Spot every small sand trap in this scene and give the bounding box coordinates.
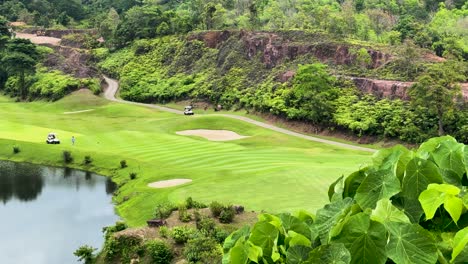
[148,179,192,188]
[64,109,95,114]
[176,129,249,141]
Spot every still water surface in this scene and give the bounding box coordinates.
[0,161,119,263]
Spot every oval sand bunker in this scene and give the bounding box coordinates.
[176,129,249,141]
[148,179,192,188]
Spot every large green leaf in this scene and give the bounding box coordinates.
[279,213,313,240]
[259,213,283,230]
[286,245,311,264]
[440,169,463,186]
[343,168,368,198]
[312,197,354,244]
[452,226,468,262]
[224,225,250,252]
[370,199,410,227]
[431,140,465,178]
[287,231,311,247]
[396,148,415,182]
[355,168,401,209]
[247,242,263,263]
[228,244,248,264]
[295,210,315,226]
[463,146,468,176]
[372,145,411,179]
[386,222,437,264]
[419,184,464,223]
[418,136,457,155]
[248,221,279,260]
[334,213,387,264]
[402,158,443,222]
[306,243,351,264]
[328,176,344,202]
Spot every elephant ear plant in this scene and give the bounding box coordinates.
[223,136,468,264]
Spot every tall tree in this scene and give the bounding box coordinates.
[1,38,39,99]
[408,61,465,135]
[286,63,340,125]
[1,52,36,99]
[0,17,10,48]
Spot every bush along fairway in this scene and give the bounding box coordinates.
[0,91,371,226]
[94,198,256,263]
[224,136,468,264]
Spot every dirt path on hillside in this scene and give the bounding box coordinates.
[103,76,376,153]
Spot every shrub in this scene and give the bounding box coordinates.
[29,70,81,100]
[196,216,216,235]
[120,160,127,168]
[145,240,173,264]
[129,172,137,180]
[74,245,96,264]
[178,204,192,222]
[104,234,144,262]
[12,146,20,154]
[209,201,223,217]
[159,226,169,238]
[186,197,208,209]
[214,228,230,243]
[103,221,127,240]
[155,202,176,219]
[81,78,101,95]
[186,197,194,209]
[170,226,195,244]
[83,155,92,165]
[193,210,202,222]
[183,233,222,263]
[219,206,236,224]
[63,150,73,163]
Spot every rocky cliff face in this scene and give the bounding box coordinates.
[43,44,97,78]
[351,78,468,101]
[188,31,467,101]
[189,30,391,69]
[351,78,413,100]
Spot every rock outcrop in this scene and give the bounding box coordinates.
[189,30,391,69]
[351,77,468,101]
[43,44,98,78]
[351,78,413,100]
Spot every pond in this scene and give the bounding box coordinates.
[0,160,119,263]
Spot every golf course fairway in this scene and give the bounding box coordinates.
[0,90,372,226]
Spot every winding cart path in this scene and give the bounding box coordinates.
[103,76,377,153]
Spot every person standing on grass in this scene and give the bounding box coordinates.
[72,136,75,145]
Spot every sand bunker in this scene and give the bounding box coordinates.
[63,109,95,114]
[176,129,249,141]
[148,179,192,188]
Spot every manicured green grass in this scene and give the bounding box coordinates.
[163,101,382,150]
[0,91,371,226]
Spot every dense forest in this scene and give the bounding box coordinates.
[1,0,467,58]
[0,0,467,144]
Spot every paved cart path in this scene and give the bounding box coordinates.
[103,76,377,153]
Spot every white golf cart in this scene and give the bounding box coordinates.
[184,105,194,115]
[46,133,60,144]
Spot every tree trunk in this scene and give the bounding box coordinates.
[19,71,26,100]
[437,110,444,136]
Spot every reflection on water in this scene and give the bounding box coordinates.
[0,160,119,264]
[0,162,44,203]
[0,162,118,204]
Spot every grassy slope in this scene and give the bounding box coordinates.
[0,91,371,226]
